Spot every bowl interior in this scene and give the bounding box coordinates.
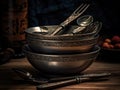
[25,25,97,40]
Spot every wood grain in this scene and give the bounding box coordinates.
[0,58,120,90]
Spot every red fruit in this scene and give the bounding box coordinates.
[104,38,111,43]
[102,42,110,48]
[109,44,114,49]
[111,35,120,43]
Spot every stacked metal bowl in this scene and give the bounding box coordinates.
[23,25,100,75]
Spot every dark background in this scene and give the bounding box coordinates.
[0,0,119,49]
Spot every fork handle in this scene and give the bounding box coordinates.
[50,25,64,35]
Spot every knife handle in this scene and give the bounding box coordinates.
[49,72,111,82]
[37,77,89,90]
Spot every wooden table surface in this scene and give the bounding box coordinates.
[0,58,120,90]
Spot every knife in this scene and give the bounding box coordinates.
[37,76,109,90]
[12,68,111,84]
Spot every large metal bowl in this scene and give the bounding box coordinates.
[25,25,97,41]
[23,45,100,75]
[26,35,99,54]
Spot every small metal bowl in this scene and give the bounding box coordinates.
[23,45,100,75]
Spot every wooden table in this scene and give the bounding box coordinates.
[0,58,120,90]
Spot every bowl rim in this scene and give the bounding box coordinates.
[23,45,100,57]
[27,35,99,42]
[25,25,96,38]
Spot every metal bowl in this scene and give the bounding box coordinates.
[25,25,97,41]
[23,45,100,75]
[26,34,99,54]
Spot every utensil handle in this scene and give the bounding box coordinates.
[37,78,89,90]
[50,25,63,35]
[49,72,111,82]
[50,4,90,36]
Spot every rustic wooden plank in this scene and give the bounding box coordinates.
[0,58,120,90]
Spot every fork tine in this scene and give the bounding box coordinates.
[50,3,90,35]
[73,4,85,13]
[74,4,90,15]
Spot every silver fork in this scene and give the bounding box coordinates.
[50,3,90,35]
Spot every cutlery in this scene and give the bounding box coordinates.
[12,68,48,84]
[12,68,111,84]
[72,15,93,34]
[37,76,110,90]
[50,3,90,35]
[83,21,102,34]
